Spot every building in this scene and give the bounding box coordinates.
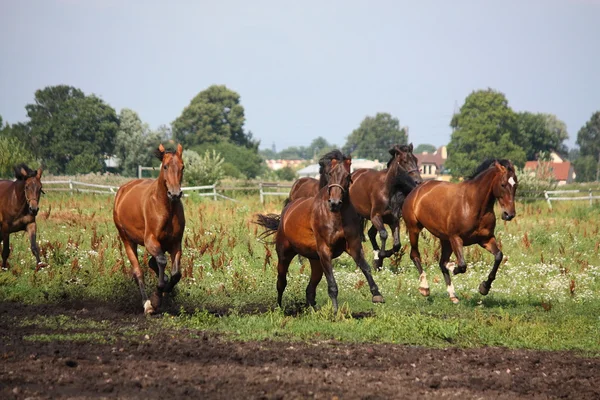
[415,146,448,180]
[524,152,576,185]
[265,159,305,171]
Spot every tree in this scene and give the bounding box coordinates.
[575,111,600,181]
[172,85,258,149]
[114,109,162,176]
[516,112,569,160]
[446,89,526,178]
[307,137,336,160]
[192,141,265,179]
[275,166,297,181]
[344,113,408,160]
[24,85,119,174]
[414,143,437,153]
[0,136,38,178]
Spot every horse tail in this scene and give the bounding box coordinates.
[283,197,291,207]
[255,213,281,239]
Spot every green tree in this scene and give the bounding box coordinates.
[183,149,225,186]
[192,141,265,179]
[307,137,336,160]
[275,166,297,181]
[114,109,161,177]
[446,88,526,178]
[24,85,119,174]
[575,111,600,182]
[172,85,258,149]
[414,143,437,153]
[344,113,408,160]
[516,112,569,160]
[0,136,38,178]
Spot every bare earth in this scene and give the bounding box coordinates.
[1,302,598,400]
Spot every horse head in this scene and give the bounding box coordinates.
[492,160,518,221]
[388,143,423,185]
[327,157,352,212]
[318,149,346,189]
[156,143,184,202]
[15,164,43,216]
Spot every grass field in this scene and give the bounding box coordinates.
[1,191,599,354]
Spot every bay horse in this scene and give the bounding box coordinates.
[349,144,423,269]
[256,157,383,314]
[0,164,45,270]
[113,144,185,314]
[285,149,346,204]
[402,159,518,303]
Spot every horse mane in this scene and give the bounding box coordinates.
[466,159,514,180]
[14,164,36,180]
[318,149,347,188]
[386,144,412,169]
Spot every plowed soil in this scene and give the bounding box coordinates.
[1,301,598,399]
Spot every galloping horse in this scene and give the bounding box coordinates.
[285,149,347,203]
[402,159,518,303]
[113,144,185,314]
[256,157,383,314]
[349,144,423,269]
[0,164,45,270]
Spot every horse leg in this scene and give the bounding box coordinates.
[317,248,339,314]
[346,238,384,303]
[439,240,459,303]
[164,243,182,293]
[26,222,45,269]
[478,236,503,295]
[306,259,323,309]
[381,220,401,258]
[448,237,467,275]
[1,229,10,269]
[120,237,152,314]
[370,215,387,270]
[145,237,168,312]
[407,226,429,296]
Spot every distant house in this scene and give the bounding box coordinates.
[524,152,576,185]
[265,159,305,171]
[296,164,320,178]
[296,158,384,179]
[415,146,448,180]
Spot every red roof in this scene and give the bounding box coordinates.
[524,161,573,181]
[416,152,444,167]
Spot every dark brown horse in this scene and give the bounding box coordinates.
[0,164,45,270]
[256,157,383,314]
[113,144,185,314]
[402,159,518,303]
[285,149,347,204]
[349,144,423,269]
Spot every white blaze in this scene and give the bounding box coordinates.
[508,176,516,187]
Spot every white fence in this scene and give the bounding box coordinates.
[259,182,293,203]
[544,189,600,209]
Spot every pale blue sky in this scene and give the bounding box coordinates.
[1,0,599,151]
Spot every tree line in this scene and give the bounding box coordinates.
[1,85,599,182]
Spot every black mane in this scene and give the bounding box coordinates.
[386,144,412,168]
[318,149,346,188]
[466,159,513,180]
[14,164,36,180]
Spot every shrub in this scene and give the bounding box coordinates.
[0,136,38,178]
[516,161,557,199]
[183,149,224,186]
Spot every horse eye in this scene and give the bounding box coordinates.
[163,165,168,170]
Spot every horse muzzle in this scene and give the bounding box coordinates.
[328,199,343,212]
[501,211,515,221]
[29,206,39,216]
[167,190,183,202]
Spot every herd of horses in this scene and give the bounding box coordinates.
[0,143,518,314]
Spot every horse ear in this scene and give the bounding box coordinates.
[331,159,339,168]
[158,144,165,153]
[176,143,183,157]
[388,147,397,156]
[36,167,43,179]
[20,167,28,178]
[494,160,506,173]
[408,143,413,152]
[344,158,352,172]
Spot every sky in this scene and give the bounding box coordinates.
[1,0,599,152]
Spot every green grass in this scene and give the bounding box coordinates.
[2,192,600,353]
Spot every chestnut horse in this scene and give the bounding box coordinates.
[0,164,45,270]
[349,144,423,269]
[402,159,518,303]
[256,157,383,314]
[285,149,347,204]
[113,144,185,314]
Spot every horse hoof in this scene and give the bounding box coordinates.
[143,300,155,315]
[373,259,383,271]
[479,282,490,296]
[418,287,430,297]
[150,292,162,309]
[450,297,460,304]
[372,295,385,303]
[453,266,467,275]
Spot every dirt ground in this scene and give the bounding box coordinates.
[1,302,599,400]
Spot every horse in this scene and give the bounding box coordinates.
[285,149,347,204]
[113,144,185,314]
[401,159,518,303]
[256,156,383,314]
[0,164,45,270]
[349,144,423,269]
